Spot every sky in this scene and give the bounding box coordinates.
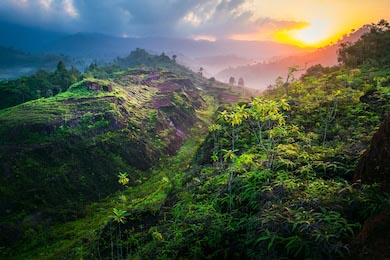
[0,0,389,47]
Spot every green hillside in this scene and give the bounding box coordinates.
[1,21,390,259]
[0,52,251,257]
[0,61,81,109]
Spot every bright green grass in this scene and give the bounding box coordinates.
[7,101,215,260]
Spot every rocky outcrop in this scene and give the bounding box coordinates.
[354,115,390,191]
[348,209,390,259]
[85,81,113,92]
[349,116,390,259]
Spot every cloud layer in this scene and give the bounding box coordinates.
[0,0,306,39]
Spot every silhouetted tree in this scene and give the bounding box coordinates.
[56,60,66,72]
[338,19,390,67]
[238,77,244,87]
[229,76,235,85]
[198,67,204,77]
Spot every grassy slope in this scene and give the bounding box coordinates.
[82,66,389,260]
[1,59,389,259]
[0,62,252,257]
[7,89,218,259]
[0,77,158,219]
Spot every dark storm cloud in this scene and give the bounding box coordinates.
[0,0,80,31]
[0,0,305,38]
[73,0,202,36]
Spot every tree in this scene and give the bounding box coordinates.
[219,104,248,210]
[229,76,236,85]
[338,19,390,67]
[238,77,245,87]
[209,124,222,168]
[109,208,130,260]
[283,64,309,97]
[322,94,338,146]
[117,172,129,186]
[198,67,204,77]
[247,98,290,168]
[56,60,66,72]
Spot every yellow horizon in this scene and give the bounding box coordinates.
[242,0,390,48]
[273,21,347,48]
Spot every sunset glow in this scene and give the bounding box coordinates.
[0,0,389,47]
[0,0,390,257]
[275,20,335,47]
[252,0,390,47]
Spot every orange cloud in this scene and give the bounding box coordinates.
[230,20,309,41]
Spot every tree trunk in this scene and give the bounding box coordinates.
[110,223,114,260]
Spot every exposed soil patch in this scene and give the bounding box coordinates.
[62,96,118,104]
[152,96,174,109]
[156,81,181,94]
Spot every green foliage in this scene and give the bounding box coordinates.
[0,62,81,109]
[117,172,130,186]
[114,48,175,69]
[338,19,390,67]
[0,51,250,259]
[2,40,390,260]
[110,208,130,224]
[110,34,390,259]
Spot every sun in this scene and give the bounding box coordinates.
[275,20,335,48]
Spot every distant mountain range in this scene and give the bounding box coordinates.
[0,46,72,79]
[0,20,66,52]
[46,33,309,62]
[216,26,371,89]
[0,20,312,79]
[0,20,370,84]
[0,20,307,59]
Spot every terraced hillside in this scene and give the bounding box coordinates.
[0,63,251,252]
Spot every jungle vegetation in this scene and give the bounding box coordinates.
[0,20,389,259]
